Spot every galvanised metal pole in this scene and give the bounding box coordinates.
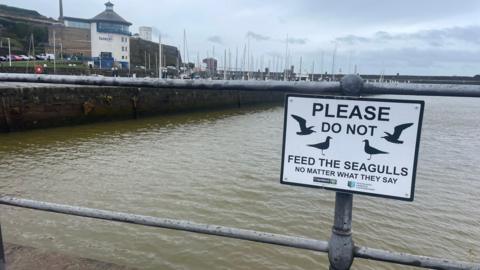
[0,196,479,269]
[7,38,11,68]
[0,196,329,253]
[328,192,354,270]
[327,74,358,270]
[2,73,480,97]
[0,224,6,270]
[0,73,341,93]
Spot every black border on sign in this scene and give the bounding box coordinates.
[280,94,425,201]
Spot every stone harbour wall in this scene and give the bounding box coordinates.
[0,84,284,132]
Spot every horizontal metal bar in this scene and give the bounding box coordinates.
[1,196,479,269]
[0,196,328,252]
[355,246,480,270]
[0,73,340,93]
[1,73,480,97]
[363,82,480,97]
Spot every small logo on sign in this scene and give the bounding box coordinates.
[313,177,337,185]
[348,181,356,188]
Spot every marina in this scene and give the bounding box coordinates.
[1,0,480,269]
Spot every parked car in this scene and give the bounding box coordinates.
[36,54,47,60]
[28,55,35,60]
[7,55,22,61]
[45,53,55,60]
[0,56,6,61]
[19,55,30,61]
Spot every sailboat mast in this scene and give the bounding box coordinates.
[321,51,324,80]
[331,43,337,81]
[247,35,250,80]
[242,44,246,80]
[284,34,288,81]
[158,34,162,78]
[228,48,231,80]
[299,56,302,81]
[197,51,200,74]
[311,61,315,81]
[235,46,238,80]
[183,29,186,74]
[224,49,227,80]
[53,29,56,74]
[260,55,264,80]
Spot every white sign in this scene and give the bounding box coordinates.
[99,35,113,41]
[281,95,424,201]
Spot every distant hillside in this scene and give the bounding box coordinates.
[0,4,54,54]
[0,4,48,19]
[130,37,183,70]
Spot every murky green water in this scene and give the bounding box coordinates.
[0,97,479,269]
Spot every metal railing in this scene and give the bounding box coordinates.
[1,73,480,270]
[0,196,478,270]
[0,73,480,97]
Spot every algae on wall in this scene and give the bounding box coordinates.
[0,85,283,132]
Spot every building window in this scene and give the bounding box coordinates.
[65,20,90,29]
[125,46,127,51]
[122,56,124,60]
[97,22,130,35]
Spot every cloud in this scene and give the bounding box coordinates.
[150,27,170,39]
[246,31,270,41]
[207,35,223,44]
[335,25,480,48]
[288,37,308,45]
[335,35,369,45]
[332,47,480,75]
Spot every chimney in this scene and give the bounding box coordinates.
[59,0,63,20]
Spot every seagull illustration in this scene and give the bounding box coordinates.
[291,114,315,135]
[363,139,388,160]
[308,136,332,155]
[382,123,414,144]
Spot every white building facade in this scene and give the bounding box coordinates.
[139,26,152,41]
[90,2,132,68]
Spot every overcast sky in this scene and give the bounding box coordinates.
[3,0,480,76]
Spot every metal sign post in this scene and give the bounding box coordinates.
[280,82,425,268]
[329,192,354,270]
[0,224,5,270]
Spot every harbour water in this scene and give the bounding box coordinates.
[0,96,479,269]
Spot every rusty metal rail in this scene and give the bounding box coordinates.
[1,73,480,97]
[0,196,478,270]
